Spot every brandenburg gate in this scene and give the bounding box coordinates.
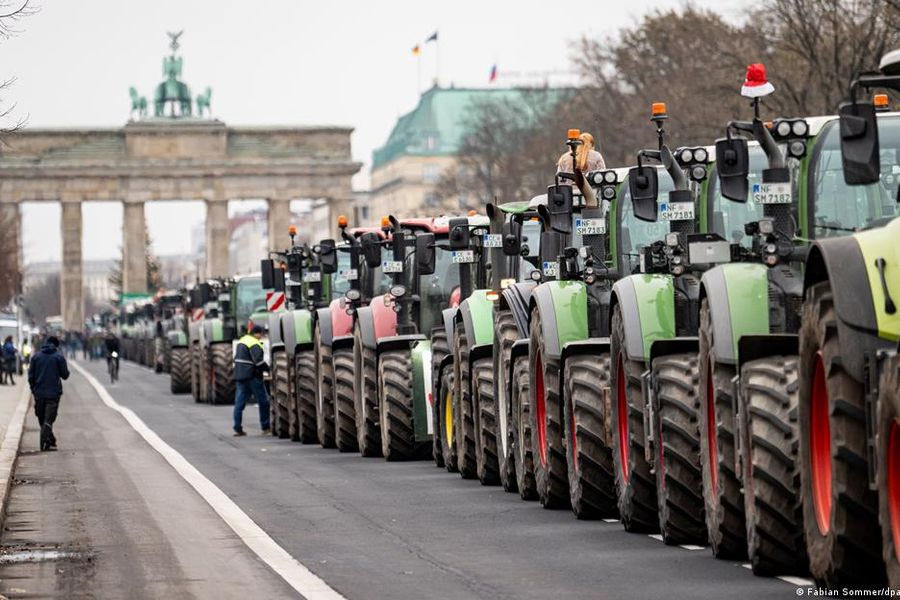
[0,33,360,329]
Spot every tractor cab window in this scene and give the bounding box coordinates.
[418,238,460,334]
[811,116,900,236]
[617,171,674,274]
[235,276,266,326]
[708,146,767,247]
[331,249,352,299]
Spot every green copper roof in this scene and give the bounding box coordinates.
[372,86,569,170]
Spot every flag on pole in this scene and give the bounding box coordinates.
[489,64,497,83]
[412,44,421,56]
[426,31,438,43]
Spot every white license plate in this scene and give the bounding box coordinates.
[575,218,606,235]
[482,234,503,248]
[542,261,558,277]
[452,250,476,263]
[341,269,358,281]
[303,271,321,283]
[752,182,792,204]
[659,202,695,221]
[382,261,403,273]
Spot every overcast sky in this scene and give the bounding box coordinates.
[4,0,745,263]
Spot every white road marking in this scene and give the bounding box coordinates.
[602,518,619,523]
[679,545,705,551]
[778,576,814,586]
[648,534,664,542]
[71,361,346,600]
[741,563,752,570]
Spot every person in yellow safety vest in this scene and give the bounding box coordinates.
[232,325,271,436]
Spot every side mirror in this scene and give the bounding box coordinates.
[273,267,286,292]
[449,218,470,250]
[319,239,338,274]
[715,137,750,202]
[199,282,212,304]
[360,232,381,269]
[544,185,573,233]
[415,233,436,275]
[189,288,201,307]
[839,101,880,185]
[502,219,521,256]
[260,259,276,289]
[627,166,659,222]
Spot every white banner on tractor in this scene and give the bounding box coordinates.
[266,291,285,312]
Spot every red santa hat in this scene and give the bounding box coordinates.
[741,63,775,98]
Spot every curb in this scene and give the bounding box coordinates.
[0,384,31,529]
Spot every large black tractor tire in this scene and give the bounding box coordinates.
[473,357,500,485]
[610,305,659,532]
[315,325,336,449]
[651,353,705,545]
[431,327,449,468]
[169,347,191,394]
[211,344,234,406]
[493,309,518,493]
[512,354,537,500]
[799,282,884,587]
[294,350,318,444]
[333,346,358,452]
[740,356,807,576]
[379,349,427,461]
[877,353,900,589]
[698,299,746,558]
[353,323,382,457]
[438,367,458,472]
[529,310,569,509]
[564,354,617,520]
[273,350,292,440]
[453,322,477,479]
[190,344,202,403]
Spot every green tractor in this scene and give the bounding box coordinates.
[164,291,192,394]
[795,56,900,587]
[262,228,337,442]
[189,276,267,405]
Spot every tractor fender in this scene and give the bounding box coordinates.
[737,335,798,373]
[376,334,427,354]
[316,306,333,348]
[610,275,675,363]
[410,340,434,438]
[648,337,698,365]
[369,296,398,343]
[500,280,537,337]
[803,221,900,381]
[356,306,377,351]
[506,338,530,408]
[459,290,495,349]
[436,352,455,391]
[281,309,314,355]
[528,281,590,362]
[699,263,770,365]
[269,312,285,351]
[332,335,353,352]
[330,297,355,339]
[188,321,201,344]
[441,307,458,343]
[167,330,188,348]
[559,338,611,404]
[203,318,225,345]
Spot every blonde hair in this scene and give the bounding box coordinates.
[576,132,595,172]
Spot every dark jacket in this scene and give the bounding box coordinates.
[28,343,70,398]
[233,334,268,381]
[2,341,15,366]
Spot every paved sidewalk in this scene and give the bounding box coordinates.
[0,375,31,529]
[0,378,26,444]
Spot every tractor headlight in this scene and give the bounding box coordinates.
[530,270,542,282]
[672,264,685,276]
[691,165,707,181]
[602,186,616,200]
[345,289,361,301]
[671,255,683,265]
[665,232,679,247]
[680,149,694,163]
[776,121,792,137]
[584,274,596,285]
[390,285,406,298]
[789,140,806,158]
[604,170,617,184]
[792,120,809,137]
[758,219,774,235]
[693,148,708,163]
[765,254,779,267]
[765,243,777,254]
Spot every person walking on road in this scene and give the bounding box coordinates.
[1,336,16,385]
[233,325,270,436]
[27,336,69,451]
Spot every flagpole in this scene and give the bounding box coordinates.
[436,38,441,87]
[417,52,421,94]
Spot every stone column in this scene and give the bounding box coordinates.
[122,201,148,294]
[205,199,229,279]
[60,200,83,330]
[267,197,292,251]
[0,203,21,300]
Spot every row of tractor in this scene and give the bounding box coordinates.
[132,57,899,589]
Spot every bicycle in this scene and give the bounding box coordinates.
[108,351,119,384]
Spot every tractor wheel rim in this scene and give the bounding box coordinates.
[616,355,629,483]
[889,420,900,561]
[706,359,718,496]
[444,388,453,448]
[499,367,509,456]
[535,350,548,468]
[810,352,833,536]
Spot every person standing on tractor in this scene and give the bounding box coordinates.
[556,132,606,179]
[232,325,271,437]
[28,335,69,452]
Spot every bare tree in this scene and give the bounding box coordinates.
[0,1,36,139]
[23,271,60,325]
[108,225,162,298]
[0,207,20,306]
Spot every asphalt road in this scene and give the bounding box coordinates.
[0,358,807,599]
